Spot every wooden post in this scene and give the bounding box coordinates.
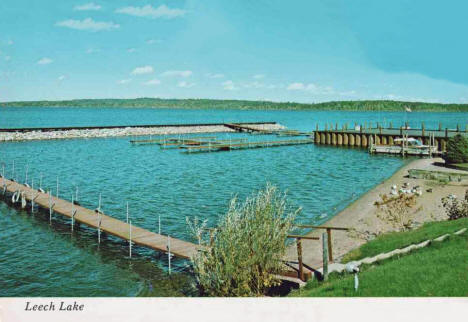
[327,228,333,262]
[48,191,53,224]
[126,201,129,223]
[129,220,132,258]
[439,123,442,131]
[209,230,214,247]
[389,121,393,129]
[445,128,448,138]
[296,237,304,281]
[167,235,172,275]
[71,195,75,232]
[98,213,102,244]
[322,233,329,281]
[31,179,34,213]
[422,122,425,137]
[456,124,460,132]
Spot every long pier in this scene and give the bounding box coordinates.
[0,176,201,259]
[313,123,468,152]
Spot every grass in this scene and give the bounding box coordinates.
[341,217,468,263]
[290,232,468,296]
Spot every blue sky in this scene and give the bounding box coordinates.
[1,0,468,103]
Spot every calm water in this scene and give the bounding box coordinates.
[0,107,466,296]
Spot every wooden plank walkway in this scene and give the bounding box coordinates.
[181,138,315,153]
[0,177,202,259]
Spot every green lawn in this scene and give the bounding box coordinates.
[342,217,468,263]
[290,218,468,297]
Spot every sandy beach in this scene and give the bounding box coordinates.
[286,157,468,268]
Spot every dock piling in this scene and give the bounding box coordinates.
[98,212,102,244]
[129,220,132,258]
[167,235,172,275]
[296,237,304,281]
[71,194,75,232]
[126,201,129,223]
[322,233,329,281]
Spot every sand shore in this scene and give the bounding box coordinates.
[0,123,285,142]
[286,157,468,268]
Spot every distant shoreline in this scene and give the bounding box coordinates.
[2,98,468,112]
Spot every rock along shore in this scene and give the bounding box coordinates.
[0,123,285,142]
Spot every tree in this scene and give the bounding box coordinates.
[187,184,299,296]
[443,134,468,164]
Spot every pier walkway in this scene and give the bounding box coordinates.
[0,177,201,259]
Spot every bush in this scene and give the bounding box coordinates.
[443,134,468,164]
[187,184,299,296]
[441,190,468,220]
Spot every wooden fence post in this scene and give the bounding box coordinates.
[322,233,329,281]
[296,237,304,281]
[327,228,333,262]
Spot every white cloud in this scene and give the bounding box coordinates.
[286,82,334,94]
[143,79,161,86]
[74,3,101,11]
[116,5,186,19]
[127,48,136,53]
[253,74,265,79]
[146,39,162,44]
[206,73,224,79]
[86,48,101,54]
[287,82,305,90]
[37,57,53,65]
[131,66,154,75]
[58,75,66,81]
[118,79,132,84]
[55,18,119,32]
[161,70,192,77]
[222,80,237,91]
[178,81,195,88]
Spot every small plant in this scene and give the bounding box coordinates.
[441,190,468,220]
[443,134,468,164]
[187,184,300,297]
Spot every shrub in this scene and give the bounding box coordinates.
[441,190,468,220]
[443,134,468,164]
[187,184,299,297]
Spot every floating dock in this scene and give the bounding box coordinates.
[181,138,315,153]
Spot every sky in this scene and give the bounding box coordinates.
[1,0,468,103]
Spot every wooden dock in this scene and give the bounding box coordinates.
[0,176,201,259]
[0,175,335,286]
[181,138,315,153]
[314,122,468,152]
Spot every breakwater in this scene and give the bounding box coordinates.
[0,122,284,142]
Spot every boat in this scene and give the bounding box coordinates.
[369,136,438,156]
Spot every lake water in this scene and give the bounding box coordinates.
[0,107,466,296]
